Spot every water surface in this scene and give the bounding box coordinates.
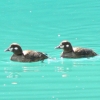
[0,0,100,100]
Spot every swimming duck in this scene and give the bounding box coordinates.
[5,43,48,62]
[55,40,97,58]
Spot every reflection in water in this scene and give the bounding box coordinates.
[49,58,73,78]
[4,66,22,79]
[55,64,71,78]
[4,62,47,79]
[4,57,98,80]
[22,66,40,72]
[6,72,21,78]
[11,82,18,85]
[53,57,99,78]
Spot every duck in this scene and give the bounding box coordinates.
[55,40,97,58]
[4,43,48,62]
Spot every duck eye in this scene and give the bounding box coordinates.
[14,47,18,50]
[66,45,69,47]
[60,45,64,48]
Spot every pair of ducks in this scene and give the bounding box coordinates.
[5,40,97,62]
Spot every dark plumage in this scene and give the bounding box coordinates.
[5,43,48,62]
[55,40,97,58]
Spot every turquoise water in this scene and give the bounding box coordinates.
[0,0,100,100]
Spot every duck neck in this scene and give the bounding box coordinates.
[63,47,73,53]
[13,48,23,55]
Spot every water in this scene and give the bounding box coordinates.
[0,0,100,100]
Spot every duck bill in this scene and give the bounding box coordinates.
[55,45,61,49]
[4,48,10,52]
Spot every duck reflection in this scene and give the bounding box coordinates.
[4,62,46,79]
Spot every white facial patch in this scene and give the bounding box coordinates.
[66,45,69,47]
[9,47,13,51]
[60,45,64,48]
[14,47,18,50]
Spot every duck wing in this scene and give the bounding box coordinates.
[23,50,48,62]
[73,47,97,57]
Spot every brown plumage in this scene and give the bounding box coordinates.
[55,40,97,58]
[5,43,48,62]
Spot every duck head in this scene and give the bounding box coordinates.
[5,43,23,55]
[55,40,73,52]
